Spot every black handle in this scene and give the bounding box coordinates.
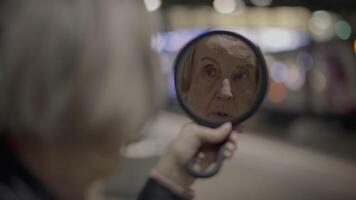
[186,144,226,178]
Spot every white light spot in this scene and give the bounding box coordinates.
[308,10,335,42]
[144,0,162,12]
[213,0,237,14]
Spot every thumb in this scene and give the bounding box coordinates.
[196,122,232,144]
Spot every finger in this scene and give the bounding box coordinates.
[224,150,233,159]
[195,122,232,144]
[224,140,238,159]
[225,142,236,152]
[229,131,238,144]
[224,145,237,158]
[196,151,217,170]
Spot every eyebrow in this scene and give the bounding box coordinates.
[201,57,219,65]
[235,64,255,74]
[201,57,256,73]
[236,63,255,69]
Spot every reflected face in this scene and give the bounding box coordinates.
[185,35,258,121]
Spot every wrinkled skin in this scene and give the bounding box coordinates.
[185,35,258,121]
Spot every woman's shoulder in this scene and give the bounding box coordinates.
[0,138,55,200]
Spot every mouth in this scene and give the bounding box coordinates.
[207,112,232,120]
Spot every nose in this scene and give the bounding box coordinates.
[218,78,233,100]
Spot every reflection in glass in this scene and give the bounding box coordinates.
[178,34,259,121]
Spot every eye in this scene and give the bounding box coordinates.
[206,68,217,77]
[233,71,250,81]
[202,65,220,79]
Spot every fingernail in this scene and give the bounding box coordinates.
[226,142,235,151]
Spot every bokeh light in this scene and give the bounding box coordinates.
[310,70,327,93]
[354,39,356,54]
[144,0,162,12]
[308,10,335,42]
[259,28,307,53]
[297,51,314,71]
[271,61,288,83]
[233,0,246,14]
[285,67,305,91]
[213,0,237,14]
[268,82,287,103]
[335,20,352,40]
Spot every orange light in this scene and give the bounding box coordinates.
[268,81,286,103]
[354,39,356,54]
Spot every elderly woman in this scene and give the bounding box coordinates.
[0,0,238,200]
[178,34,258,121]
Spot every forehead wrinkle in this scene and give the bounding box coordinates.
[198,35,256,66]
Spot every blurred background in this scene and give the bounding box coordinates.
[104,0,356,200]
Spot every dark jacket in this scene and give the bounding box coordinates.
[0,138,187,200]
[138,178,188,200]
[0,138,55,200]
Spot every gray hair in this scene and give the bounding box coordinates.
[0,0,165,142]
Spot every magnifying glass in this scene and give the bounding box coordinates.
[173,30,268,178]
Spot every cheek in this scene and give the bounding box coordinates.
[186,79,219,112]
[232,86,255,106]
[190,75,216,96]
